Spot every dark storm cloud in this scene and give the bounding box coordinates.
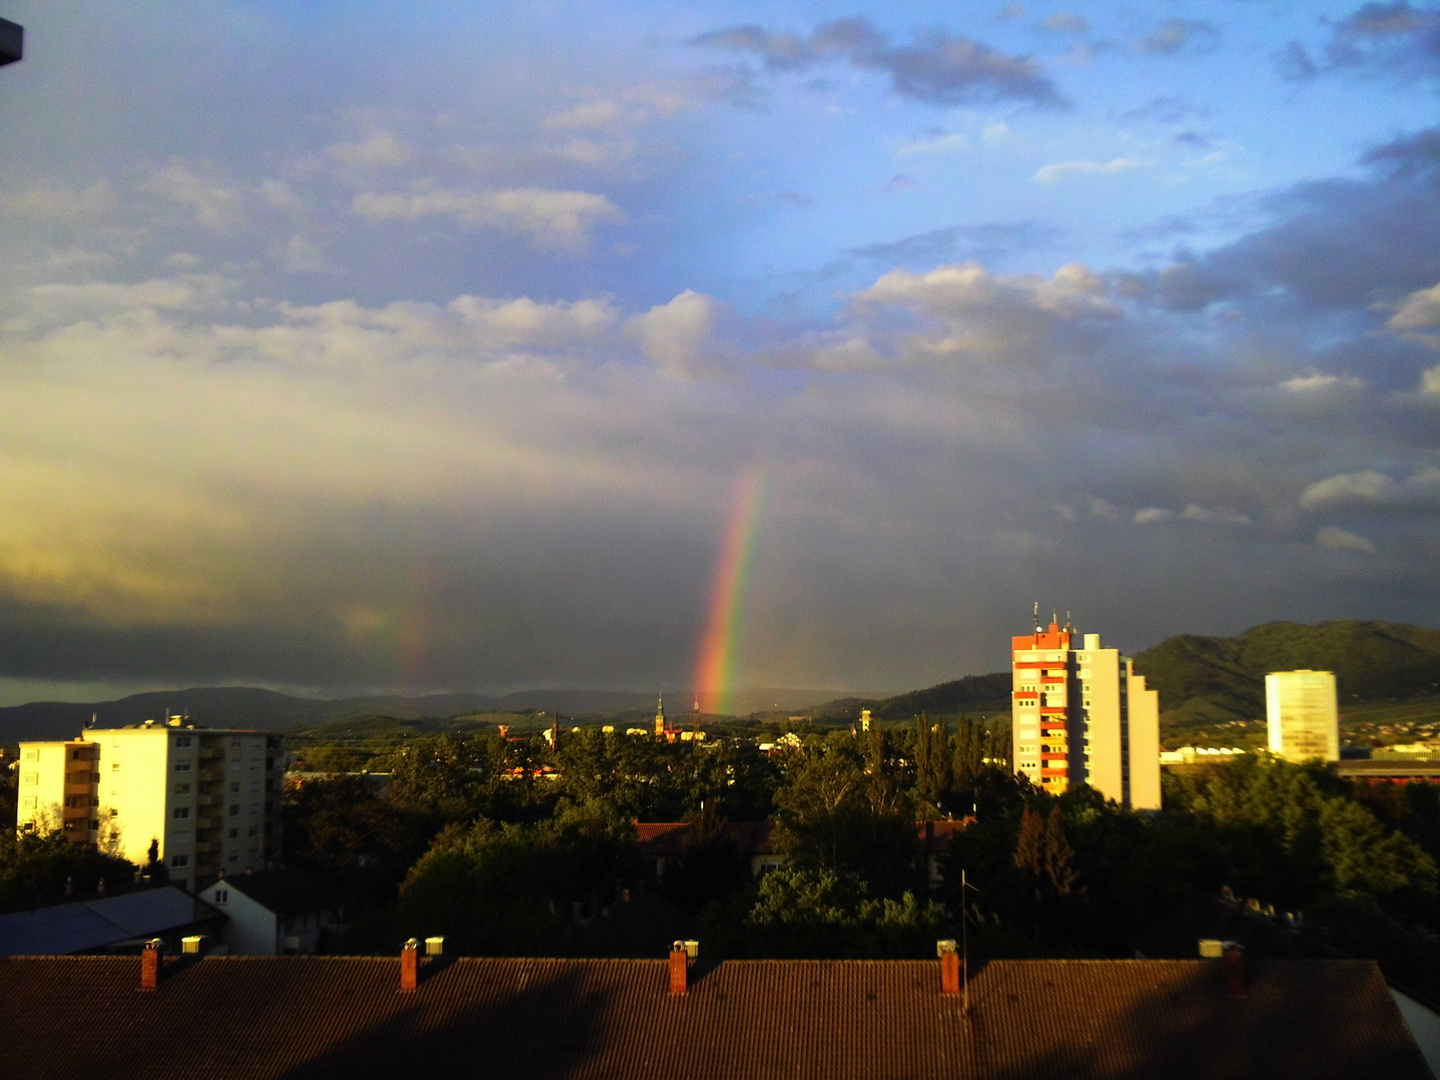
[1151,127,1440,316]
[690,16,1070,108]
[1279,2,1440,81]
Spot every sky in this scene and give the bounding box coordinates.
[0,1,1439,706]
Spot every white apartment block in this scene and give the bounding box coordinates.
[16,718,285,892]
[1011,619,1161,810]
[1266,669,1339,763]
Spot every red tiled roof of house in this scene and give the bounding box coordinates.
[0,955,1424,1079]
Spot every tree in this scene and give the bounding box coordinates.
[772,734,919,898]
[0,831,134,908]
[700,865,948,959]
[659,805,751,912]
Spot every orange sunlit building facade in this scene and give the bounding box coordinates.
[1011,617,1161,810]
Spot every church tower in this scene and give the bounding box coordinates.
[654,693,666,737]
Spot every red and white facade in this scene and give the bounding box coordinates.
[1011,621,1161,810]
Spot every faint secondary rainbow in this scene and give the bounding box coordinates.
[694,468,765,716]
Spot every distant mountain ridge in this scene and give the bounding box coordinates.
[1133,620,1440,725]
[0,686,868,743]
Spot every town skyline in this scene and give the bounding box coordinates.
[1,2,1438,706]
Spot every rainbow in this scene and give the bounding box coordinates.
[694,468,765,716]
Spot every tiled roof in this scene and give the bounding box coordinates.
[0,887,222,956]
[0,955,1424,1079]
[635,821,775,856]
[217,867,345,918]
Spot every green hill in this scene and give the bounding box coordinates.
[1133,620,1440,728]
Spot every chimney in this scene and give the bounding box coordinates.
[669,941,688,996]
[425,936,444,957]
[1223,942,1245,998]
[937,939,962,996]
[400,938,420,992]
[182,935,206,956]
[139,939,162,991]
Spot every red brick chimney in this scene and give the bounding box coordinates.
[938,939,962,996]
[1223,942,1245,998]
[399,938,419,993]
[139,939,161,991]
[669,941,687,996]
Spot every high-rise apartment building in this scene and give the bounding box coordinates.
[16,718,285,893]
[1266,669,1339,762]
[1011,617,1161,810]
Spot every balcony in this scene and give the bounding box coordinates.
[198,747,223,760]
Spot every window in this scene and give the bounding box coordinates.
[174,736,192,748]
[169,854,189,868]
[247,826,259,838]
[249,781,260,793]
[215,888,229,904]
[23,749,37,761]
[229,805,240,816]
[175,762,191,772]
[22,772,36,786]
[112,762,121,771]
[228,827,239,838]
[174,784,191,795]
[21,796,36,809]
[173,807,190,819]
[231,738,242,749]
[71,750,86,761]
[230,782,240,794]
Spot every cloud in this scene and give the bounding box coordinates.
[855,261,1120,325]
[1116,96,1210,125]
[0,181,119,219]
[1133,505,1250,526]
[351,187,620,244]
[1150,125,1440,314]
[1277,372,1366,393]
[1037,13,1090,36]
[544,100,626,129]
[691,16,1069,108]
[327,131,414,168]
[850,221,1066,265]
[1140,19,1222,56]
[1300,468,1440,511]
[1279,2,1440,82]
[1388,280,1440,329]
[626,290,725,377]
[896,132,970,156]
[142,165,251,231]
[1316,526,1378,554]
[1034,158,1144,184]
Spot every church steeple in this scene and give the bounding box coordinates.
[654,692,666,736]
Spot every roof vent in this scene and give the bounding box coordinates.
[425,936,444,957]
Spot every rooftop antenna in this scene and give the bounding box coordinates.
[960,870,981,1015]
[1033,600,1041,633]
